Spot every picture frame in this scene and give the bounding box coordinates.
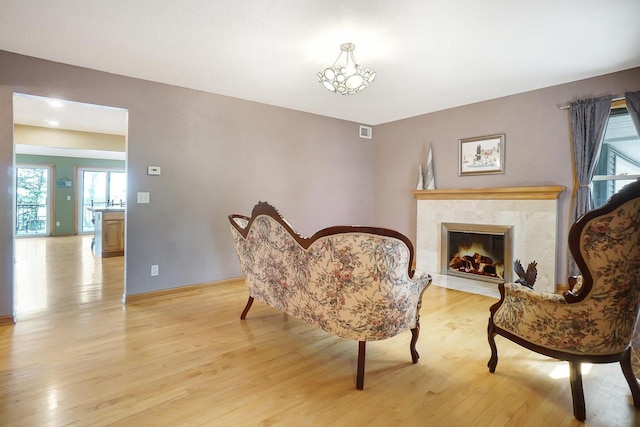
[458,133,505,176]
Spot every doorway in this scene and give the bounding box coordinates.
[13,93,128,318]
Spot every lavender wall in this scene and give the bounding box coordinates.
[1,50,637,321]
[0,51,374,319]
[372,67,640,283]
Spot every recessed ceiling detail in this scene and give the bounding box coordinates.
[13,93,128,136]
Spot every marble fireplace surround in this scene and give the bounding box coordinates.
[413,186,565,295]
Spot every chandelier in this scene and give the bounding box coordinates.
[317,43,376,95]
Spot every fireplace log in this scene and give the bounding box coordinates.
[449,255,502,279]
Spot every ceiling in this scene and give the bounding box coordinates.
[13,94,128,136]
[2,0,640,130]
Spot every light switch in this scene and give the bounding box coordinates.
[137,192,150,203]
[66,195,71,201]
[147,166,161,176]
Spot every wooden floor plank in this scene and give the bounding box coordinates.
[2,236,639,426]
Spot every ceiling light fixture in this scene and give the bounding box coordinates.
[318,43,376,95]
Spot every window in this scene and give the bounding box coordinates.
[592,107,640,207]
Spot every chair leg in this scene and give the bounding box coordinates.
[410,327,420,363]
[569,361,586,421]
[620,347,640,408]
[487,317,498,373]
[240,296,254,320]
[356,341,366,390]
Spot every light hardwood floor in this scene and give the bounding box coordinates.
[2,236,638,426]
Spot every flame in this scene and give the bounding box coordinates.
[455,242,490,258]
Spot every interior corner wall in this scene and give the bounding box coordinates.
[0,50,374,319]
[372,66,640,284]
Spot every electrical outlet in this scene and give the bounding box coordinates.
[151,265,159,276]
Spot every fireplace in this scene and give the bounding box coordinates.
[441,223,513,284]
[414,186,565,294]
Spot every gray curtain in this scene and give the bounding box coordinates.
[626,91,640,135]
[568,95,613,275]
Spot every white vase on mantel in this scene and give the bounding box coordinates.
[417,164,425,190]
[425,144,435,190]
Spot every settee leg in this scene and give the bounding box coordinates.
[620,347,640,408]
[357,341,366,390]
[410,327,420,363]
[487,317,498,373]
[240,296,254,320]
[569,361,586,421]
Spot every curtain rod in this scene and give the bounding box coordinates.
[558,96,625,110]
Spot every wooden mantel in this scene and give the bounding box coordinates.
[412,186,565,200]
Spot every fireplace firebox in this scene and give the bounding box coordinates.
[441,223,513,284]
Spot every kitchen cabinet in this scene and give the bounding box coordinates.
[91,208,125,257]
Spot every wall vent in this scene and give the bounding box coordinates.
[359,125,372,139]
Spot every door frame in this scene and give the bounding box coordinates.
[12,92,129,322]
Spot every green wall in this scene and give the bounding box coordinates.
[16,154,125,236]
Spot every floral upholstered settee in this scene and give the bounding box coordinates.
[229,202,432,389]
[488,179,640,421]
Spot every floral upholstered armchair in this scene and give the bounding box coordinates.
[229,202,432,389]
[487,180,640,421]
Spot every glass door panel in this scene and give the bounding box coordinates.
[78,169,126,234]
[16,165,50,236]
[109,172,126,206]
[80,170,107,233]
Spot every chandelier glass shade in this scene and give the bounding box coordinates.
[318,43,376,95]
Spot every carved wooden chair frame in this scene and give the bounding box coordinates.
[487,180,640,421]
[230,202,430,389]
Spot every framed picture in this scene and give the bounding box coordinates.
[459,133,505,176]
